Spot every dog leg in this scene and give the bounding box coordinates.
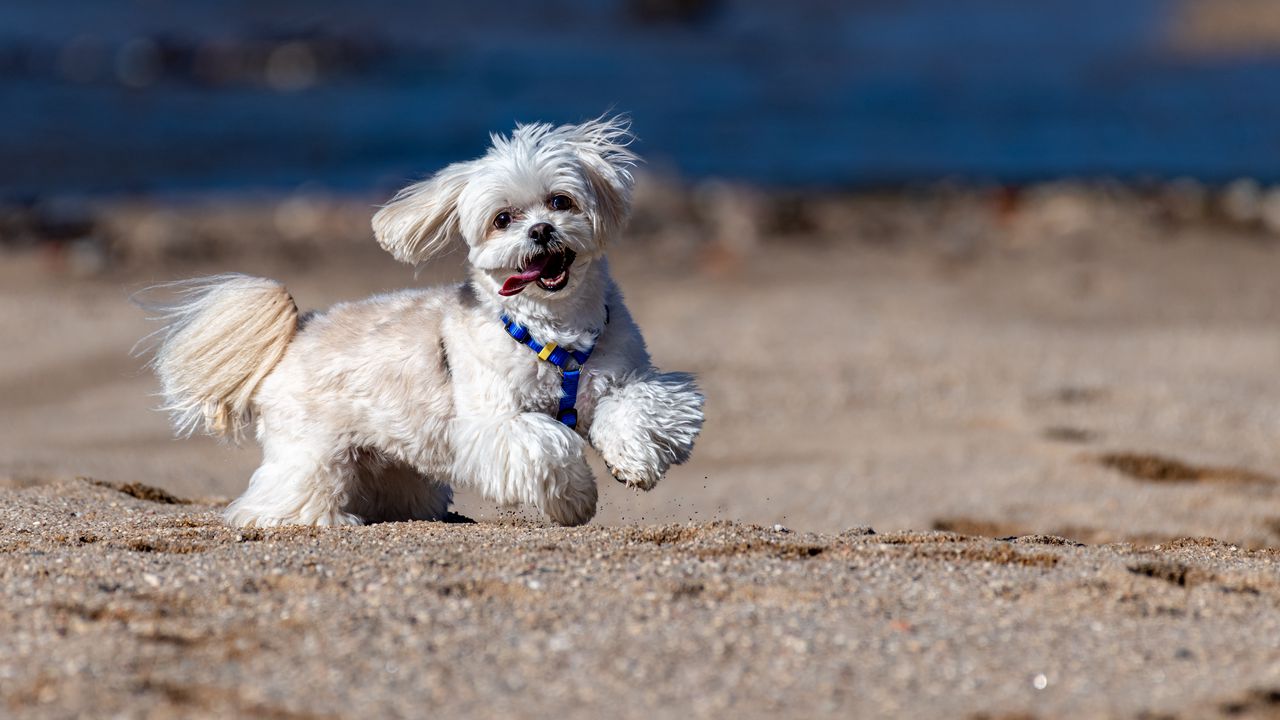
[225,443,362,528]
[590,371,704,490]
[450,412,597,526]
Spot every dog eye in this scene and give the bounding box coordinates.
[493,211,512,229]
[549,195,574,212]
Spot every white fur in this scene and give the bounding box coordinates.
[141,116,704,528]
[136,274,298,441]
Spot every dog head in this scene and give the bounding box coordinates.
[372,115,637,301]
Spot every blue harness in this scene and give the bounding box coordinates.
[501,314,602,428]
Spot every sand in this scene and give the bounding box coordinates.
[2,479,1279,719]
[3,185,1280,717]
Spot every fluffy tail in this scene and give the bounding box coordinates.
[135,274,298,441]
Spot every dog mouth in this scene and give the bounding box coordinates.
[498,247,576,296]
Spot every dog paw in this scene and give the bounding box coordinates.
[605,458,662,491]
[542,468,598,526]
[591,372,704,491]
[226,507,363,528]
[316,510,365,527]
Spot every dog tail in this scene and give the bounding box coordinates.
[134,274,299,441]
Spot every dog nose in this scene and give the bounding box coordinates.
[527,223,554,245]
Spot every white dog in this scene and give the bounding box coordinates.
[140,116,704,528]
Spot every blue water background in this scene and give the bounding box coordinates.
[2,0,1279,196]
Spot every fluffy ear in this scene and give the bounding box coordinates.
[569,115,638,241]
[372,160,474,265]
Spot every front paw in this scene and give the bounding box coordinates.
[489,413,597,525]
[605,456,663,491]
[593,372,705,491]
[541,459,598,526]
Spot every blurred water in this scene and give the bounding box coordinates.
[2,0,1279,197]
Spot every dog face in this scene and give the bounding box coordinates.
[373,116,636,301]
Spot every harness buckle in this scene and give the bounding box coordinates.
[501,313,602,429]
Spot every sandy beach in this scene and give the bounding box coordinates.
[1,477,1278,719]
[3,184,1280,717]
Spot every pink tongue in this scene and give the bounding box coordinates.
[498,255,551,297]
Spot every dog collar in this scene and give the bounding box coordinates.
[501,311,606,428]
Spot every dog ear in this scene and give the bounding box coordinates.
[372,160,474,265]
[569,115,638,242]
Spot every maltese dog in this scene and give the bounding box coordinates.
[139,116,704,527]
